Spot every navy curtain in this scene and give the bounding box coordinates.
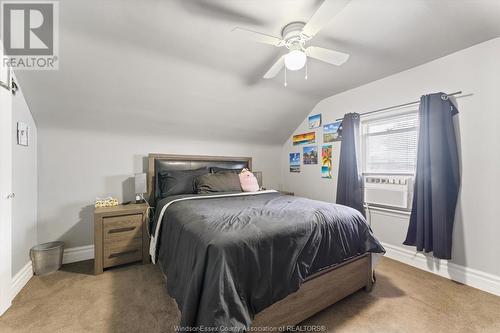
[336,113,364,216]
[403,92,460,259]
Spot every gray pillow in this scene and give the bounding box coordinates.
[210,167,243,174]
[195,173,242,194]
[158,167,209,198]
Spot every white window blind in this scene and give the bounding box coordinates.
[362,112,419,174]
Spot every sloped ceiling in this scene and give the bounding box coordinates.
[15,0,500,144]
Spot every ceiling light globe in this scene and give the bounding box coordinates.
[285,50,306,71]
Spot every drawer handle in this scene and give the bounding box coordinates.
[108,249,139,258]
[108,226,136,234]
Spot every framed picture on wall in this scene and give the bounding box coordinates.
[323,121,342,142]
[303,146,318,165]
[289,153,300,173]
[293,132,315,146]
[321,145,332,179]
[308,114,321,129]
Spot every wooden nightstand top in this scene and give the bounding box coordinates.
[94,203,148,217]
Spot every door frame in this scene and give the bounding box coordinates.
[0,61,13,315]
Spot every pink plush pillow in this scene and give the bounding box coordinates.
[239,169,260,192]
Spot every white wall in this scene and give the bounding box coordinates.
[11,83,38,276]
[281,38,500,281]
[37,128,282,248]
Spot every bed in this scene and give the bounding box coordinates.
[147,154,385,330]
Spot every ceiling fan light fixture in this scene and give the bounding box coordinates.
[232,0,352,80]
[284,50,306,71]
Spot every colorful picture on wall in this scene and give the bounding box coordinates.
[321,145,333,179]
[289,153,300,173]
[323,121,342,142]
[303,146,318,165]
[308,114,322,129]
[293,131,315,146]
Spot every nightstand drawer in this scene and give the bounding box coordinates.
[94,203,149,274]
[103,214,142,241]
[103,238,142,268]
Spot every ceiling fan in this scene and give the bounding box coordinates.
[232,0,351,85]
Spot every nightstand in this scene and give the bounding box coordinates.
[94,203,149,274]
[278,190,295,196]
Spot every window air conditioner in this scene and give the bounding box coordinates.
[364,176,413,209]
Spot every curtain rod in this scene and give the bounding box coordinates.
[335,91,463,121]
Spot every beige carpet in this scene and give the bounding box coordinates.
[0,257,499,333]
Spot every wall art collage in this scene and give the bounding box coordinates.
[289,113,342,178]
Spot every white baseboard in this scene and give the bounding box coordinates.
[62,245,94,264]
[8,246,94,303]
[11,261,33,301]
[381,242,500,297]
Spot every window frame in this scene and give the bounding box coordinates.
[360,109,419,177]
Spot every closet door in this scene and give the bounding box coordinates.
[0,67,13,315]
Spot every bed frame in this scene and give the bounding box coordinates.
[147,153,374,328]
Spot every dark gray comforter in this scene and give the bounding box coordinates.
[151,191,384,330]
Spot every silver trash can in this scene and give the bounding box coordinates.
[30,241,65,276]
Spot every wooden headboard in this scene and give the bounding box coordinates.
[147,154,252,203]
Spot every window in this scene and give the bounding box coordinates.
[362,112,419,174]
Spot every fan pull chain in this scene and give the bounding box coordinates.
[284,67,287,87]
[305,58,308,80]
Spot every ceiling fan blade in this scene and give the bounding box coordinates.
[263,55,285,79]
[302,0,351,38]
[232,27,283,47]
[306,46,350,65]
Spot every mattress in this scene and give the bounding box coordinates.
[150,190,385,330]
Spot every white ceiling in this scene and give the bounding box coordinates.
[16,0,500,144]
